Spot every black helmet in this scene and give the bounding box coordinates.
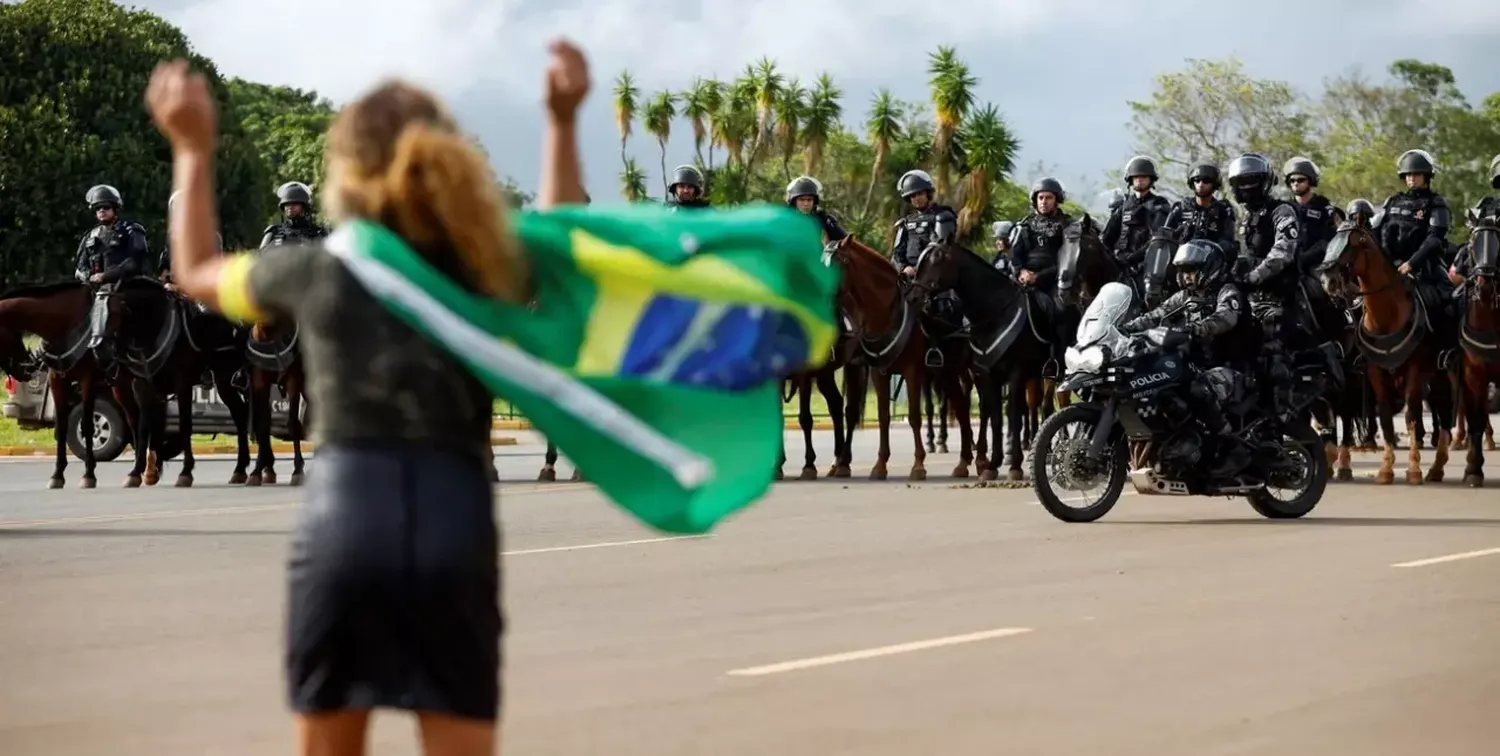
[1172,240,1227,292]
[668,165,705,193]
[1489,154,1500,189]
[991,220,1016,242]
[1282,156,1321,187]
[1188,164,1221,187]
[1029,177,1067,206]
[1226,153,1273,204]
[1396,149,1436,178]
[897,169,935,199]
[1346,198,1375,219]
[86,184,123,210]
[785,176,822,206]
[277,181,313,207]
[1123,155,1158,183]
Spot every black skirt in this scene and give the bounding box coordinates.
[285,443,501,721]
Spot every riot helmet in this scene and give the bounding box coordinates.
[86,184,123,210]
[277,181,313,208]
[1226,153,1274,205]
[1346,198,1375,224]
[897,169,935,200]
[1172,240,1227,293]
[785,176,822,207]
[991,221,1015,245]
[1396,149,1437,178]
[1188,164,1221,189]
[1123,155,1159,184]
[1029,177,1067,207]
[668,165,705,197]
[1282,156,1321,187]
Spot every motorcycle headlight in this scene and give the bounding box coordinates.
[1065,345,1106,373]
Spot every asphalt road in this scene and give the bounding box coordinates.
[2,428,1499,755]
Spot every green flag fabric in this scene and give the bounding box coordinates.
[322,203,839,534]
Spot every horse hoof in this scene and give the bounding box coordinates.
[571,471,585,482]
[262,472,278,485]
[1335,468,1353,482]
[1425,470,1444,484]
[979,468,998,482]
[1405,470,1424,485]
[799,467,818,481]
[938,443,950,454]
[48,478,64,490]
[907,467,927,482]
[175,475,193,488]
[869,467,888,481]
[975,456,989,470]
[925,442,936,453]
[833,465,851,478]
[144,475,160,487]
[124,475,142,489]
[1374,471,1394,485]
[246,475,263,487]
[951,464,969,479]
[1007,468,1025,482]
[538,468,557,482]
[228,472,248,485]
[290,473,305,487]
[1463,474,1485,488]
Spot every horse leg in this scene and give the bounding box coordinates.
[904,365,927,481]
[838,365,864,477]
[1454,404,1469,450]
[870,369,893,481]
[944,368,973,478]
[816,369,846,478]
[286,371,306,486]
[1461,363,1487,487]
[1313,399,1338,477]
[974,378,990,470]
[540,440,559,481]
[1372,370,1397,485]
[798,375,819,480]
[922,379,936,453]
[142,387,164,487]
[1335,401,1355,482]
[937,370,950,454]
[215,370,251,485]
[122,379,151,488]
[246,371,272,486]
[1403,370,1426,485]
[1004,373,1028,481]
[1426,371,1455,483]
[48,372,70,489]
[1487,413,1497,452]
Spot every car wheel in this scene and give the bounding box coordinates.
[66,401,128,463]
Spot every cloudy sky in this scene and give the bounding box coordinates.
[140,0,1499,206]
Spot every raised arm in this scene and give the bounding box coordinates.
[538,40,590,210]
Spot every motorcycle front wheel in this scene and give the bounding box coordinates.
[1031,403,1128,523]
[1246,421,1327,519]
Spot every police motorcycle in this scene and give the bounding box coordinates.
[1029,281,1334,523]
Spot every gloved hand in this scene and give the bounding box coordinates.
[1160,328,1192,349]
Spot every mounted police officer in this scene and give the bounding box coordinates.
[1102,155,1172,270]
[1450,153,1500,284]
[666,165,711,210]
[785,175,848,243]
[1283,157,1341,273]
[1346,199,1376,230]
[990,220,1016,275]
[259,182,329,249]
[1009,177,1076,376]
[1374,150,1452,312]
[1163,163,1237,252]
[74,184,149,348]
[1226,153,1302,347]
[1122,239,1256,476]
[892,169,957,276]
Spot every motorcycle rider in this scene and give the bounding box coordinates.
[1163,163,1237,252]
[74,184,149,349]
[1102,155,1173,271]
[1374,149,1453,315]
[260,181,330,248]
[1009,177,1076,376]
[1121,239,1255,476]
[1450,154,1500,284]
[991,220,1016,275]
[666,165,711,210]
[785,175,848,243]
[1226,153,1302,348]
[1283,157,1342,273]
[1346,199,1376,230]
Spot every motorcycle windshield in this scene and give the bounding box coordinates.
[1076,281,1134,347]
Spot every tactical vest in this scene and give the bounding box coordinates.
[82,221,141,273]
[1240,200,1290,263]
[900,205,953,261]
[1381,192,1437,262]
[1291,195,1334,254]
[1020,211,1071,271]
[1174,199,1231,243]
[1114,194,1164,254]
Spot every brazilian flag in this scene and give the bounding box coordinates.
[324,203,839,534]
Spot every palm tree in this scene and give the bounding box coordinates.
[927,46,977,193]
[713,75,757,168]
[752,57,783,150]
[612,72,640,170]
[619,157,649,202]
[774,78,807,181]
[642,91,677,193]
[954,104,1020,234]
[862,89,904,218]
[680,78,722,168]
[801,73,843,177]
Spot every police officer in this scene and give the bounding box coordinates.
[1009,178,1075,376]
[1450,154,1500,284]
[259,182,330,248]
[1226,153,1302,346]
[1163,163,1237,252]
[1102,155,1173,270]
[1346,199,1376,230]
[75,185,148,286]
[1374,150,1451,306]
[991,220,1016,274]
[1122,239,1255,476]
[1283,156,1342,272]
[892,169,957,276]
[785,176,848,243]
[666,165,711,210]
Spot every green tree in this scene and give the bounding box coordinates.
[225,78,333,196]
[0,0,271,283]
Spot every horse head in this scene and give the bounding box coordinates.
[829,236,900,335]
[1466,223,1500,305]
[0,281,89,377]
[1140,228,1178,308]
[1318,222,1390,305]
[1056,215,1113,308]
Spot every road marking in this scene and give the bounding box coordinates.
[1392,547,1500,568]
[726,627,1034,677]
[504,535,710,555]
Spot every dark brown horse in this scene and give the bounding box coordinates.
[833,237,973,480]
[1319,224,1456,484]
[245,320,308,486]
[1455,221,1500,486]
[0,281,111,488]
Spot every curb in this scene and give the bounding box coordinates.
[0,435,519,457]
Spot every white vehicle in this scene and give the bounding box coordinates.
[3,372,302,461]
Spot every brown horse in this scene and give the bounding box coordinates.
[0,281,113,488]
[1455,222,1500,486]
[1319,224,1456,484]
[245,320,308,486]
[832,237,973,480]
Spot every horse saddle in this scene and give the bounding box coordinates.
[247,322,301,373]
[1021,289,1055,345]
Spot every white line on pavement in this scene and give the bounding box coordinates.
[504,535,711,555]
[1391,547,1500,568]
[725,627,1035,677]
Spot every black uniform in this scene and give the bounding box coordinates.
[260,218,330,249]
[892,203,958,269]
[1164,197,1237,251]
[1377,188,1451,278]
[75,219,149,284]
[1289,194,1341,272]
[1224,154,1302,344]
[1453,196,1500,278]
[1103,192,1172,268]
